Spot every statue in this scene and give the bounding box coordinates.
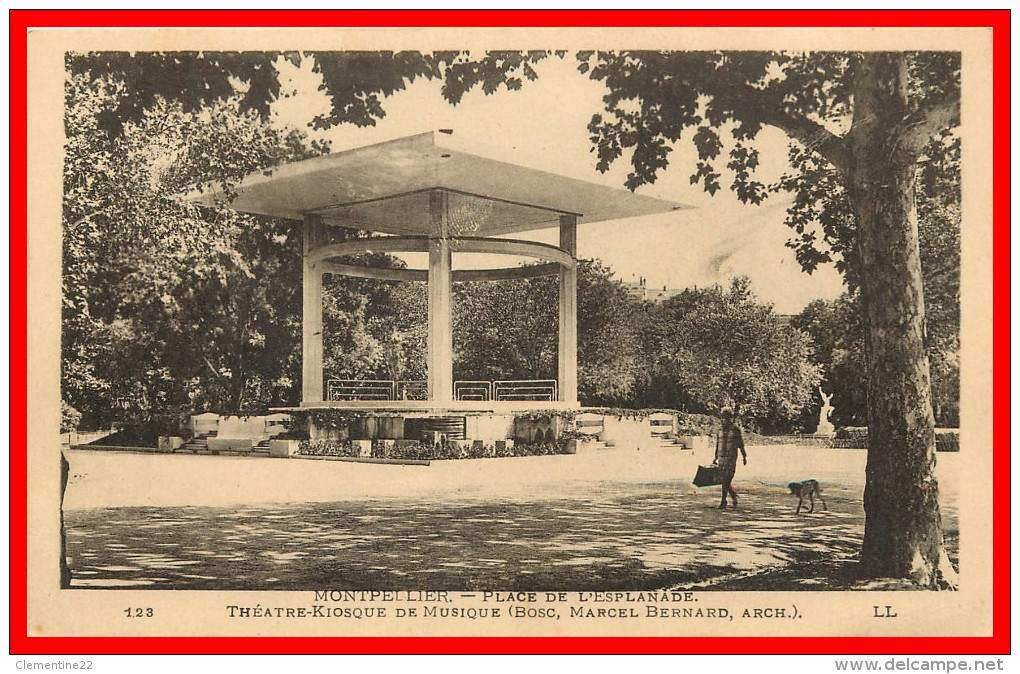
[816,387,835,436]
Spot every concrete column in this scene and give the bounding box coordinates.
[558,214,578,404]
[302,214,325,403]
[427,191,454,403]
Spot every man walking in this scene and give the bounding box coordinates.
[715,407,747,509]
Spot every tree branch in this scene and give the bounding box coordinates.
[64,208,109,234]
[757,107,850,172]
[922,263,960,287]
[723,77,850,172]
[202,354,221,379]
[897,92,961,159]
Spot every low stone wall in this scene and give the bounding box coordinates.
[749,434,835,447]
[63,430,116,446]
[269,439,301,458]
[187,412,220,437]
[157,436,184,453]
[206,438,253,453]
[218,415,271,439]
[802,428,960,451]
[513,414,565,444]
[466,414,516,443]
[598,415,655,450]
[70,444,160,453]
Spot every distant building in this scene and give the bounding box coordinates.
[621,275,802,322]
[622,276,686,303]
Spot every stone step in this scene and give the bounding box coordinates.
[177,435,278,457]
[181,440,209,453]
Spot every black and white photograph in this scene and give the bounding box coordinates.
[26,24,995,639]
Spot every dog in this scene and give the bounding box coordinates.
[788,479,827,514]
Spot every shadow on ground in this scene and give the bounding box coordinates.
[65,481,958,591]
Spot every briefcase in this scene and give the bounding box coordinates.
[692,464,722,487]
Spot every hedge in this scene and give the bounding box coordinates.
[299,438,572,461]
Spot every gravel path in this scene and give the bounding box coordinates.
[63,446,959,590]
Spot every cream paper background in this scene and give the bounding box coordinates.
[26,26,995,638]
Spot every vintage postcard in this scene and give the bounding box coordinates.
[21,18,1001,647]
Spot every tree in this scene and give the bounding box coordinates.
[62,70,330,423]
[62,49,470,421]
[576,260,647,405]
[793,150,961,429]
[453,274,558,382]
[640,277,820,431]
[914,139,961,428]
[64,72,440,419]
[791,296,869,429]
[60,402,82,435]
[451,260,647,402]
[66,51,452,139]
[323,255,427,382]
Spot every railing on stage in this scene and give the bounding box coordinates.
[326,379,394,401]
[454,380,492,401]
[395,380,427,400]
[493,380,557,402]
[325,378,558,402]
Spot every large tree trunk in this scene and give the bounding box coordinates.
[847,54,955,588]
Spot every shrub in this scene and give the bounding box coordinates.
[827,427,959,452]
[935,430,959,452]
[61,402,82,434]
[298,439,358,457]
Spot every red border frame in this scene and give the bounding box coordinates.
[10,9,1010,655]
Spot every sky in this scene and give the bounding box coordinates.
[270,56,845,314]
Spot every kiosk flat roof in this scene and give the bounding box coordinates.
[190,131,690,236]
